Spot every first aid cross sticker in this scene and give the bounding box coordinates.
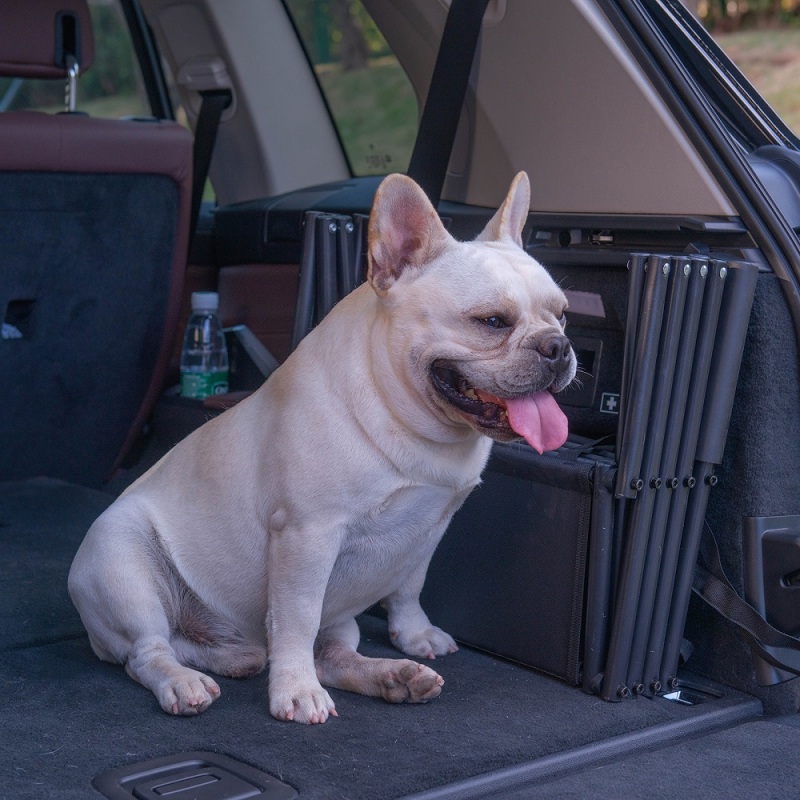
[600,392,620,414]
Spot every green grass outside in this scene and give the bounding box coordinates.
[715,28,800,135]
[316,57,418,176]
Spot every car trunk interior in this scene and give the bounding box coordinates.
[4,176,800,797]
[6,0,800,796]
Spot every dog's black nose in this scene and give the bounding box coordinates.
[536,334,572,365]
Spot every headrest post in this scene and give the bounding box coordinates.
[65,55,79,112]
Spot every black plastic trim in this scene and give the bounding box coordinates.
[398,690,761,800]
[92,751,297,800]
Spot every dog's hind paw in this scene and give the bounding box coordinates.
[380,661,444,704]
[270,682,338,724]
[390,625,458,660]
[158,671,221,715]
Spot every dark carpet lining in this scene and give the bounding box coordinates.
[0,478,113,651]
[1,477,760,799]
[495,719,800,800]
[2,623,761,800]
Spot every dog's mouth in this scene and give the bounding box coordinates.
[430,363,569,454]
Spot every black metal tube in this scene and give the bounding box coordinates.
[314,214,338,323]
[616,253,648,468]
[335,215,356,299]
[657,261,729,686]
[639,256,710,692]
[601,256,672,700]
[625,256,692,690]
[615,254,671,500]
[660,262,758,685]
[695,262,759,463]
[582,461,618,693]
[291,211,319,351]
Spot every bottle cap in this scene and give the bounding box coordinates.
[191,291,220,312]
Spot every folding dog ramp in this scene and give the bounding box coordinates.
[597,255,757,699]
[291,210,759,699]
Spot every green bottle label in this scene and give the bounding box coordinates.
[181,370,229,399]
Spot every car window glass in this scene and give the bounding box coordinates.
[693,0,800,136]
[283,0,418,176]
[0,0,149,118]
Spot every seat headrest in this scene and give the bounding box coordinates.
[0,0,95,79]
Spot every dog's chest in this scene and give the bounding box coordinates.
[353,483,461,548]
[323,483,470,610]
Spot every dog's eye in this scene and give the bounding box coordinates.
[558,312,567,327]
[481,315,508,330]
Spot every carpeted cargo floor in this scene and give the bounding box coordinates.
[0,479,766,799]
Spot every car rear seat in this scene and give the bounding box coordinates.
[0,0,192,488]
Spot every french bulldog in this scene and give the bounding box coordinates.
[68,171,576,724]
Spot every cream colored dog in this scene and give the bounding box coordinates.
[68,172,576,724]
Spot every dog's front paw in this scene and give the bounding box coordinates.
[157,670,221,716]
[390,625,458,659]
[269,679,337,724]
[381,661,444,704]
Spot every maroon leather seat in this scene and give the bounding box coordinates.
[0,0,193,487]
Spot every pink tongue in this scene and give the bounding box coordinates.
[505,391,569,454]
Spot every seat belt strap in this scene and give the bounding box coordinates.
[693,523,800,676]
[407,0,490,207]
[189,88,232,252]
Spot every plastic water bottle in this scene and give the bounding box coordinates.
[180,291,229,398]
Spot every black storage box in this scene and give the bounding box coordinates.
[422,441,616,686]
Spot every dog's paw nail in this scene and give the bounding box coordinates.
[436,676,445,686]
[389,630,399,640]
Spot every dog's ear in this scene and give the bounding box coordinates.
[475,171,530,247]
[367,174,450,296]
